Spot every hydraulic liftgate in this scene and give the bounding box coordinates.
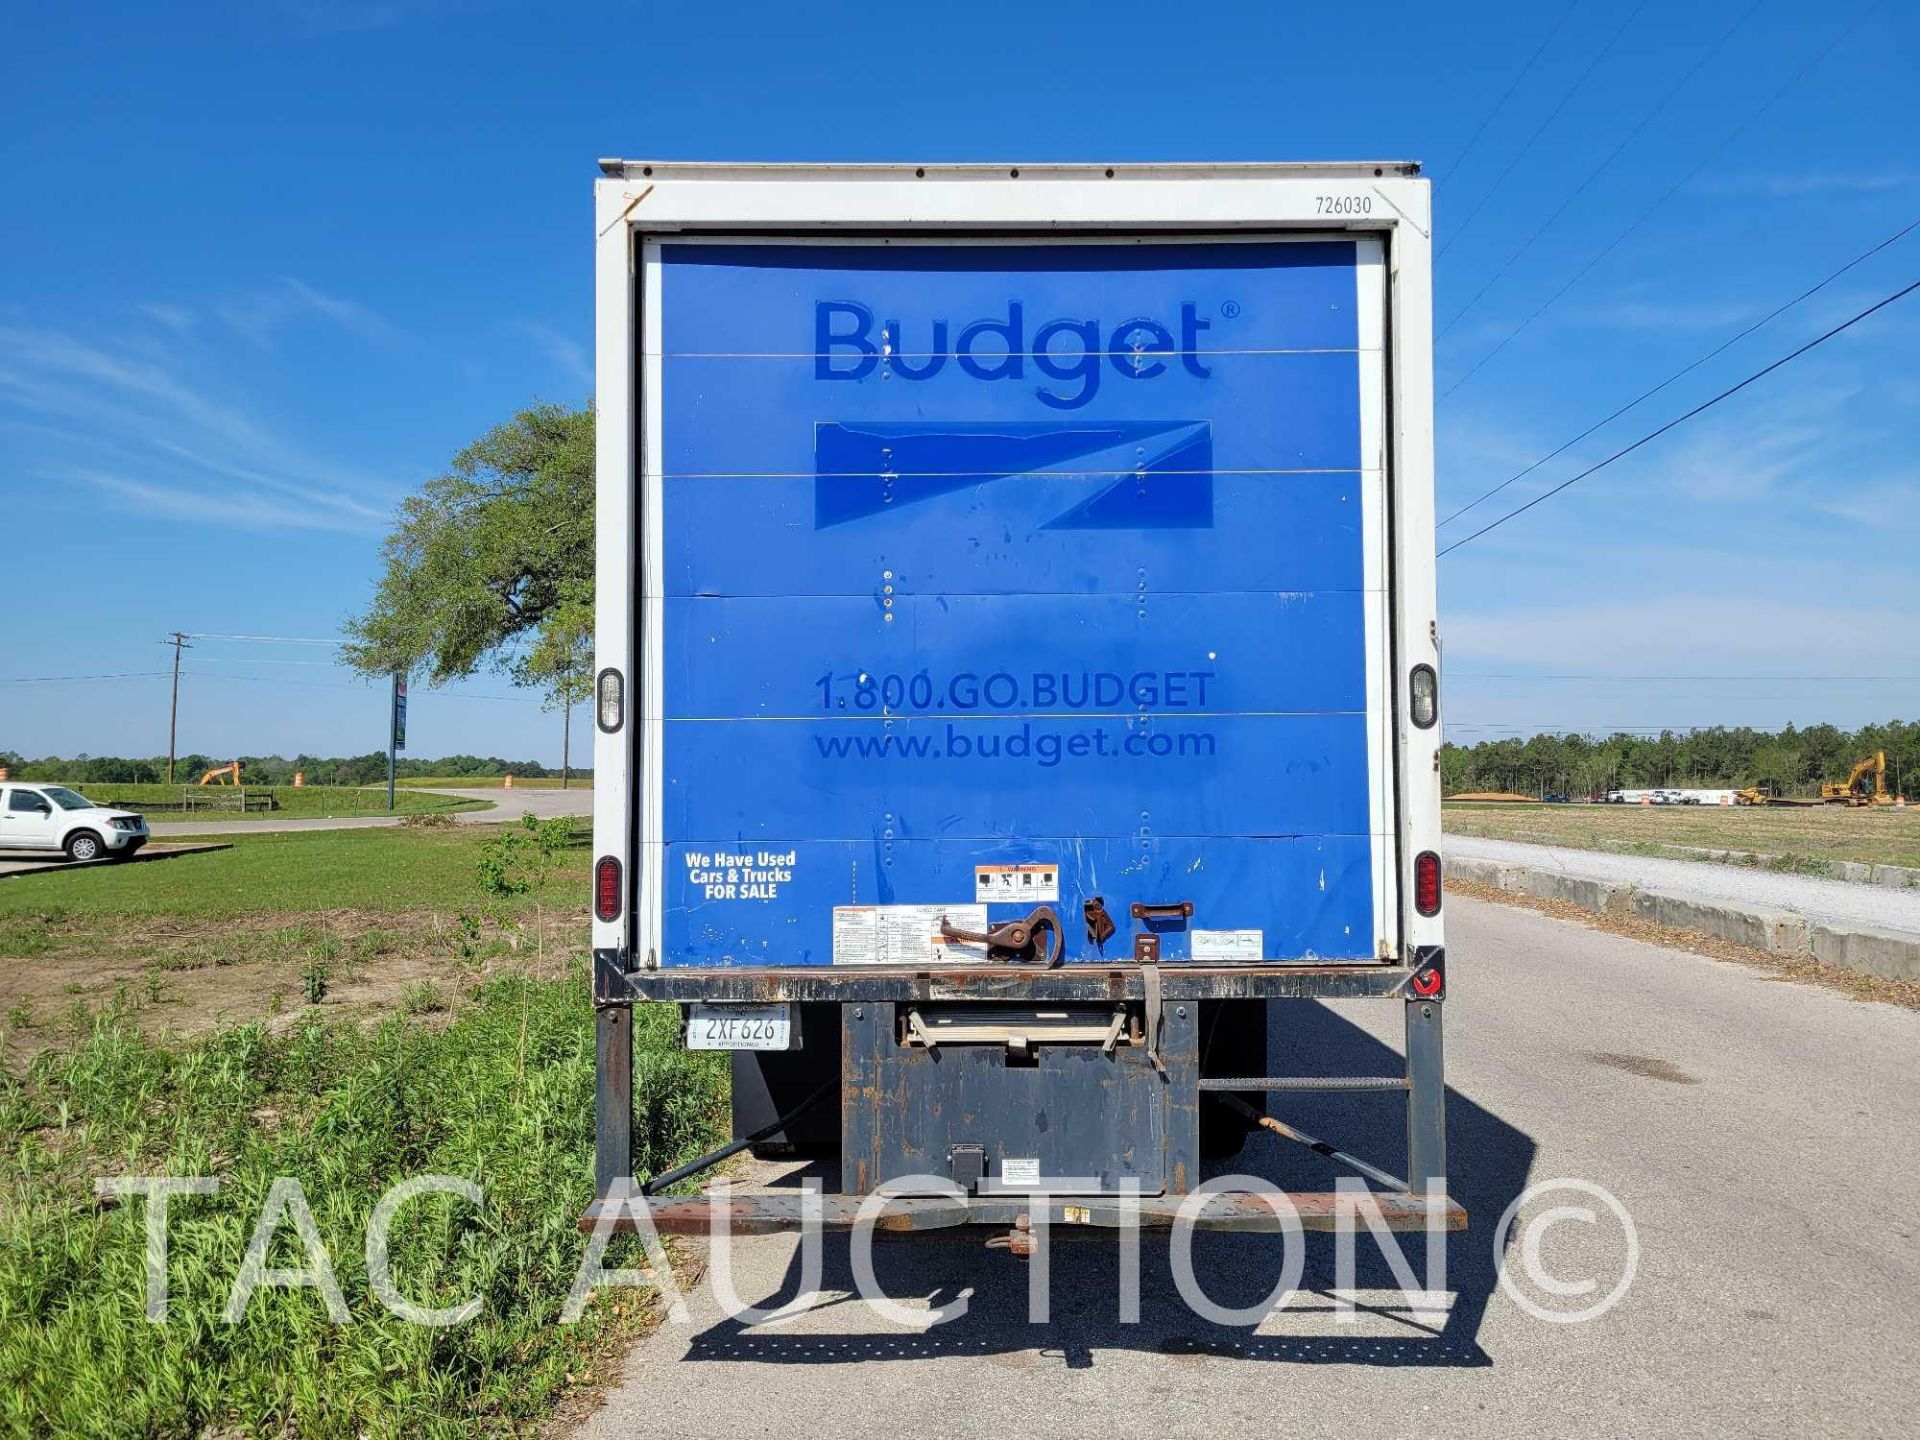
[585,163,1458,1240]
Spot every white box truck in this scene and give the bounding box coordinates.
[586,162,1459,1242]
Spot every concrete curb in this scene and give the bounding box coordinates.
[1444,856,1920,983]
[1655,844,1920,892]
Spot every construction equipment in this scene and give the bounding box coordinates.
[199,761,243,786]
[1821,752,1893,807]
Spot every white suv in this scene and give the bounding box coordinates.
[0,783,149,862]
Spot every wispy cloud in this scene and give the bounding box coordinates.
[1651,383,1859,504]
[1448,593,1920,676]
[71,470,375,532]
[139,302,198,334]
[267,0,504,37]
[1574,298,1765,332]
[216,277,404,349]
[1694,169,1920,199]
[0,323,393,532]
[515,320,592,388]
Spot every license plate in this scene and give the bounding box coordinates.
[685,1003,795,1051]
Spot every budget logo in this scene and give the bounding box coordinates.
[813,419,1213,530]
[815,301,1214,410]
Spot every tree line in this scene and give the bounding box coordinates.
[1441,720,1918,799]
[0,752,589,787]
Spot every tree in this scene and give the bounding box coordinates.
[343,403,594,703]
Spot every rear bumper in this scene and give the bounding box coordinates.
[581,1188,1466,1236]
[595,951,1443,1004]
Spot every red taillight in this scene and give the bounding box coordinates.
[594,855,622,922]
[1414,850,1441,917]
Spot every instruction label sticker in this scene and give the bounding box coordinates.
[832,904,990,965]
[974,863,1059,903]
[1190,929,1264,961]
[1000,1157,1041,1186]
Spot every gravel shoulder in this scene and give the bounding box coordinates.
[1446,834,1920,937]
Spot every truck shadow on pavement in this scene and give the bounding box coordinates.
[677,1000,1534,1368]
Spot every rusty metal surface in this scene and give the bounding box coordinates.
[938,905,1063,966]
[577,1188,1467,1236]
[1082,896,1117,950]
[841,1001,1198,1197]
[610,961,1418,1005]
[1129,899,1195,920]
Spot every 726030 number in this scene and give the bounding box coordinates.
[1316,195,1371,215]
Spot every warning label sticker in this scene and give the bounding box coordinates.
[832,904,990,965]
[974,863,1059,903]
[1190,929,1264,961]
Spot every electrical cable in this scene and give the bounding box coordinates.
[1437,0,1582,181]
[1438,217,1919,527]
[1438,0,1761,341]
[1439,278,1920,556]
[1438,0,1651,261]
[1440,0,1888,401]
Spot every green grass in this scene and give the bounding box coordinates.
[0,974,726,1438]
[0,825,587,922]
[70,784,493,823]
[1443,801,1920,870]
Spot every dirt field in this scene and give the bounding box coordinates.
[0,908,581,1066]
[1443,802,1920,870]
[0,825,587,1067]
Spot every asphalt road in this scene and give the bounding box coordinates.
[1448,833,1920,935]
[575,896,1919,1439]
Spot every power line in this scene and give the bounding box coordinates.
[181,671,541,703]
[1437,0,1651,262]
[1447,725,1791,733]
[1450,674,1915,682]
[1445,721,1904,732]
[1435,0,1581,181]
[3,671,171,685]
[1438,216,1919,528]
[182,631,535,656]
[1437,0,1761,342]
[184,632,342,646]
[190,655,347,669]
[1440,277,1920,557]
[1440,0,1887,402]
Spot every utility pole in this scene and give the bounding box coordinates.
[165,632,192,785]
[387,672,407,812]
[561,662,572,791]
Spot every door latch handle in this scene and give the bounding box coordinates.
[1083,896,1117,952]
[1129,900,1194,920]
[941,906,1063,967]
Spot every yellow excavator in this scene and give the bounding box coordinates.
[1819,752,1894,807]
[199,761,243,786]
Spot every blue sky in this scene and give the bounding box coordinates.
[3,0,1915,762]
